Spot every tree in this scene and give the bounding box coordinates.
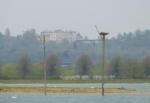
[84,36,88,40]
[46,54,61,76]
[16,54,32,77]
[63,50,70,59]
[0,32,3,37]
[142,56,150,77]
[5,28,10,36]
[108,56,124,77]
[1,63,16,78]
[0,63,2,77]
[73,42,77,49]
[117,33,122,40]
[30,62,43,77]
[23,29,37,40]
[123,59,143,78]
[77,33,81,36]
[76,54,94,75]
[61,65,75,76]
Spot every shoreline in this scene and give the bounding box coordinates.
[0,79,150,84]
[0,87,149,94]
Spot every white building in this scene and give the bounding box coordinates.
[40,30,77,42]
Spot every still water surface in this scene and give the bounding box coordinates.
[1,83,150,103]
[0,93,150,103]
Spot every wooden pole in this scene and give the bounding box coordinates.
[43,35,46,95]
[95,26,109,96]
[102,35,105,96]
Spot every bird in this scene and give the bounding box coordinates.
[12,94,17,99]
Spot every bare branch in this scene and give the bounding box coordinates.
[95,25,103,39]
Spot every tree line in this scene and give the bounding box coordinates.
[0,29,150,65]
[0,54,150,79]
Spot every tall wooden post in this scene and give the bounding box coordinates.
[38,35,47,95]
[95,26,109,96]
[43,35,46,95]
[102,35,105,96]
[100,32,108,96]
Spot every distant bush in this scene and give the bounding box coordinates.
[47,76,60,80]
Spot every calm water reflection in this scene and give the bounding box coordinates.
[0,93,150,103]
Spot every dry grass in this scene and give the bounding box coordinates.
[0,87,149,94]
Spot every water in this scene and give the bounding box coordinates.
[1,83,150,103]
[0,93,150,103]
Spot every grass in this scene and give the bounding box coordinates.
[0,79,150,84]
[0,79,150,93]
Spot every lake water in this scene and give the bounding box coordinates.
[0,93,150,103]
[1,83,150,103]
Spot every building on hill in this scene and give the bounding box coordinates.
[39,30,77,43]
[38,29,99,44]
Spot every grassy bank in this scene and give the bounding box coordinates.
[0,79,150,84]
[0,86,149,93]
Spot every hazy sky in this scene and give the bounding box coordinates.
[0,0,150,39]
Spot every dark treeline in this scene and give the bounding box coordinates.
[0,29,150,64]
[106,29,150,60]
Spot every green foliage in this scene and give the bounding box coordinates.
[16,54,32,77]
[108,56,124,77]
[76,54,94,75]
[0,56,150,79]
[142,56,150,76]
[47,76,60,79]
[108,56,145,78]
[123,59,144,78]
[46,54,61,76]
[91,62,102,75]
[61,65,76,76]
[29,62,43,77]
[1,63,17,78]
[0,63,2,77]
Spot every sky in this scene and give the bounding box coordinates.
[0,0,150,39]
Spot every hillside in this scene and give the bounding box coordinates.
[0,29,150,64]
